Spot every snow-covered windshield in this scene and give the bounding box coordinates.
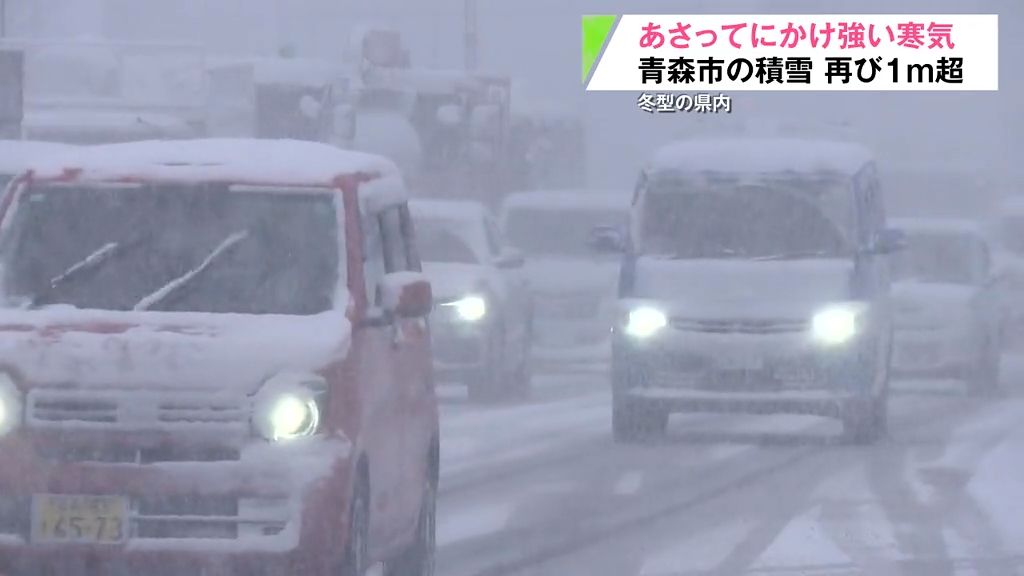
[504,207,626,257]
[891,232,981,285]
[416,220,480,264]
[0,184,341,314]
[638,183,848,259]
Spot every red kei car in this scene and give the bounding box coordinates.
[0,139,439,576]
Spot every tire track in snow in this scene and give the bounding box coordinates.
[442,393,978,576]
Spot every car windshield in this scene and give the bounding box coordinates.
[504,205,626,257]
[638,182,849,259]
[0,183,341,314]
[415,219,480,264]
[891,232,980,284]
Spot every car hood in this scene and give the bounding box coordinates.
[421,262,494,302]
[632,258,855,319]
[0,307,352,391]
[524,257,620,295]
[891,281,976,326]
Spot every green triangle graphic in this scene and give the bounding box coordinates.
[582,15,617,84]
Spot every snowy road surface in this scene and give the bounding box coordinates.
[433,358,1024,576]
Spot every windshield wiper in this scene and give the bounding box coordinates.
[31,242,121,307]
[49,242,120,289]
[134,230,249,311]
[751,249,834,262]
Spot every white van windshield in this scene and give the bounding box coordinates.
[638,183,849,260]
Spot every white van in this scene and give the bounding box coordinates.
[598,138,905,444]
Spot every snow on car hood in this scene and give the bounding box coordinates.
[633,258,854,318]
[892,281,976,326]
[0,307,352,391]
[524,258,620,295]
[421,262,496,302]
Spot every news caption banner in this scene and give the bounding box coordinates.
[581,14,999,113]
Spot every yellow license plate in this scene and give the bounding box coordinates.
[31,494,128,543]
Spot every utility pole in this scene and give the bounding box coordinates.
[464,0,477,70]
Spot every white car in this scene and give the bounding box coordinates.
[605,138,901,444]
[500,190,630,365]
[410,199,533,401]
[889,218,1003,393]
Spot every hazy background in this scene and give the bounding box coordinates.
[4,0,1021,205]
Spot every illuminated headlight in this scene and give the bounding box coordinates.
[624,306,668,338]
[0,373,21,436]
[811,304,864,346]
[253,373,325,442]
[442,295,487,322]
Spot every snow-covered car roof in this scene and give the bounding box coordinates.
[409,199,488,222]
[0,140,78,175]
[501,190,631,212]
[890,217,986,239]
[646,138,874,176]
[27,138,400,188]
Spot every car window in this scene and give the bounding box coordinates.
[381,205,409,273]
[400,204,422,272]
[1,183,342,314]
[363,207,387,307]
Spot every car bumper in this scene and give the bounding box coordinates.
[613,328,871,416]
[0,435,353,576]
[431,320,489,381]
[624,387,856,418]
[891,326,977,378]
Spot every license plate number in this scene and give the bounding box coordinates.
[717,352,763,370]
[32,494,128,544]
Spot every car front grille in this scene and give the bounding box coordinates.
[670,317,809,335]
[27,389,250,432]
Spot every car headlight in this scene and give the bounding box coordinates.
[811,304,865,346]
[624,306,668,338]
[441,295,487,322]
[253,373,325,442]
[0,373,21,436]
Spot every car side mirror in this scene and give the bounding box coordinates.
[588,225,625,253]
[494,248,525,269]
[380,272,433,318]
[872,228,908,255]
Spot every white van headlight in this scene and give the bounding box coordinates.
[0,373,21,436]
[253,373,326,442]
[625,306,668,338]
[811,304,864,345]
[441,295,487,322]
